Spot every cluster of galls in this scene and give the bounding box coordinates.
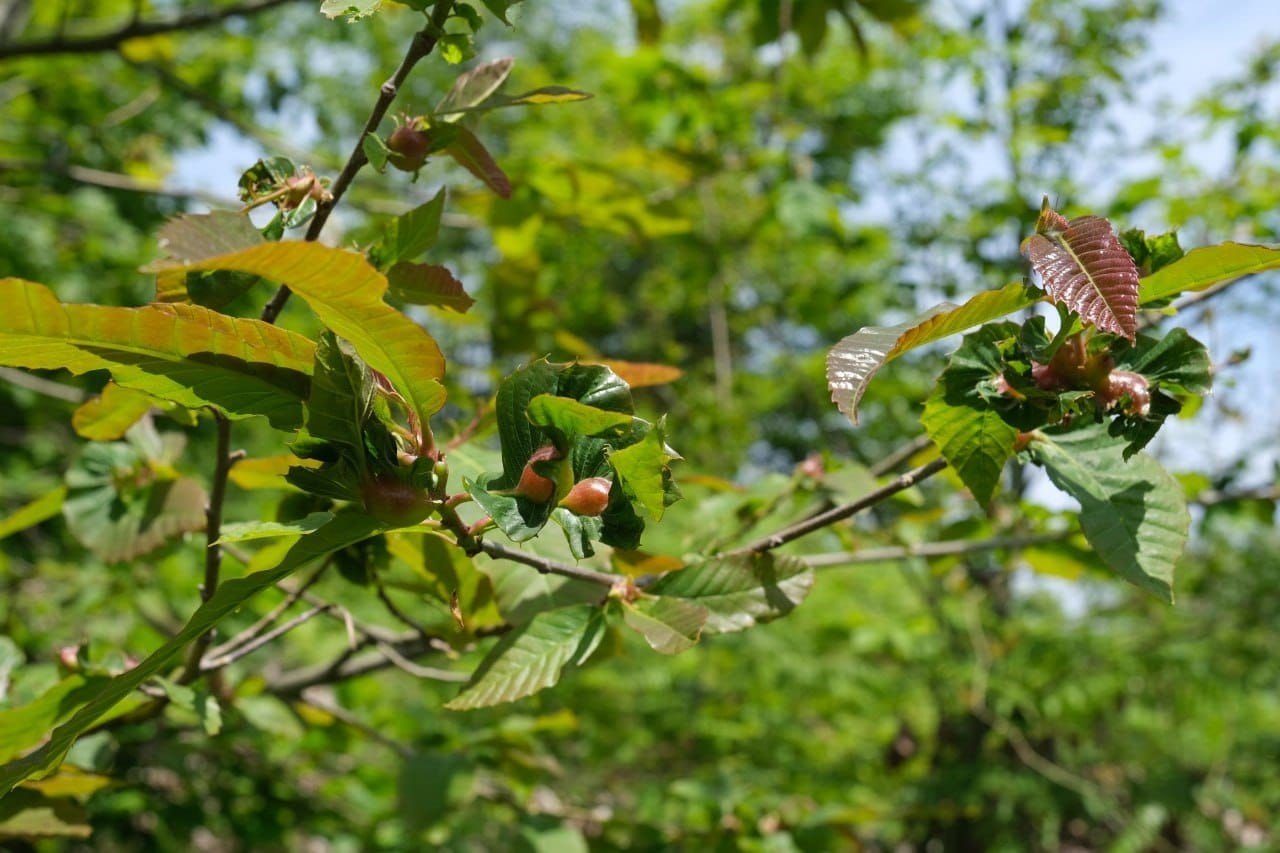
[512,445,613,516]
[1024,334,1151,417]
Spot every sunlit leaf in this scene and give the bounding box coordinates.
[527,395,632,440]
[144,241,447,425]
[445,605,603,710]
[0,790,90,839]
[227,455,321,491]
[216,512,334,543]
[594,359,683,388]
[1023,211,1140,340]
[827,281,1037,424]
[373,189,445,268]
[1027,424,1189,602]
[1138,242,1280,304]
[0,279,313,430]
[621,596,707,654]
[320,0,382,20]
[71,383,154,441]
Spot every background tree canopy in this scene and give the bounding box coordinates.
[0,0,1277,849]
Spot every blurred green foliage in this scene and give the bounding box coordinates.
[1,0,1277,848]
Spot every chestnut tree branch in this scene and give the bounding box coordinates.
[260,0,455,323]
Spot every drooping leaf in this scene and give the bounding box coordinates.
[445,125,512,198]
[0,279,313,430]
[827,281,1037,424]
[372,189,446,268]
[387,262,474,313]
[143,241,447,425]
[0,512,385,796]
[1022,212,1140,341]
[621,596,708,654]
[436,57,515,120]
[0,487,66,543]
[1138,242,1280,304]
[71,383,155,441]
[646,553,813,633]
[445,605,603,710]
[216,512,334,543]
[1027,424,1189,601]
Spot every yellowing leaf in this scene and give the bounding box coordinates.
[144,241,447,426]
[72,383,154,441]
[0,279,313,429]
[228,455,321,491]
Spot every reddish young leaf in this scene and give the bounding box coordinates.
[1023,212,1140,341]
[445,125,512,198]
[387,262,475,313]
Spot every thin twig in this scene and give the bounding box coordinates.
[0,366,85,403]
[200,605,331,671]
[375,584,432,637]
[0,0,305,60]
[260,0,455,324]
[180,414,236,683]
[731,458,949,555]
[479,540,619,588]
[205,560,332,660]
[803,531,1073,569]
[268,634,444,695]
[374,641,469,681]
[868,434,932,477]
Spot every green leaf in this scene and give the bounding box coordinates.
[620,596,708,654]
[373,189,445,268]
[320,0,382,20]
[445,605,602,710]
[1139,242,1280,304]
[71,383,154,441]
[1114,328,1212,395]
[609,424,679,519]
[646,553,813,633]
[0,279,313,430]
[63,433,207,563]
[479,0,519,25]
[526,395,632,440]
[216,511,334,543]
[0,789,90,839]
[480,560,604,625]
[921,328,1021,505]
[492,360,561,489]
[467,474,553,542]
[0,676,111,764]
[827,281,1038,425]
[154,678,222,735]
[362,131,390,172]
[0,487,66,544]
[1027,425,1190,601]
[143,240,447,426]
[1023,210,1140,341]
[445,125,511,198]
[386,262,474,313]
[492,86,593,107]
[1120,228,1184,276]
[436,57,514,120]
[0,512,385,796]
